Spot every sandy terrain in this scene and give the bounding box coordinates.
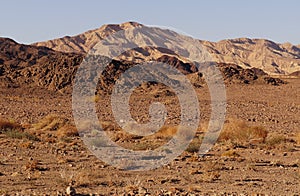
[0,78,299,195]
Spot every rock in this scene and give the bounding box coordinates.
[138,187,148,195]
[11,172,19,177]
[66,186,76,196]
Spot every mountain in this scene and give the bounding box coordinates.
[0,37,82,90]
[33,22,300,75]
[0,36,285,93]
[33,22,143,54]
[200,38,300,75]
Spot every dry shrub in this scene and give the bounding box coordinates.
[0,118,39,141]
[89,95,101,103]
[72,169,102,187]
[185,137,202,153]
[265,134,287,147]
[56,125,78,138]
[154,125,194,140]
[218,119,268,145]
[32,114,68,131]
[0,118,22,132]
[5,130,39,141]
[221,150,240,157]
[75,119,107,134]
[111,125,178,142]
[154,126,178,139]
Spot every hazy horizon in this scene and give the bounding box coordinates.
[1,0,300,45]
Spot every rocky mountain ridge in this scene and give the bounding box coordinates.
[0,36,285,93]
[32,22,300,75]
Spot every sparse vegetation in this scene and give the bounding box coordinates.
[0,118,39,141]
[5,130,39,141]
[221,150,240,157]
[0,118,22,133]
[91,94,101,102]
[185,137,202,153]
[154,126,177,139]
[265,134,287,147]
[56,125,78,138]
[32,114,68,131]
[218,119,268,146]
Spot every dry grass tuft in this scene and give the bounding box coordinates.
[265,134,287,147]
[0,118,22,132]
[154,126,178,139]
[56,125,78,138]
[0,118,39,141]
[185,137,202,153]
[218,119,268,145]
[221,150,240,157]
[4,130,39,141]
[32,114,68,132]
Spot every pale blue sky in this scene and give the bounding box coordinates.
[1,0,299,44]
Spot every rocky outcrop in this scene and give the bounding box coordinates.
[0,38,83,90]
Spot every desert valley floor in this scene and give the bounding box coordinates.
[0,77,299,195]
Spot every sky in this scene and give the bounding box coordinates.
[1,0,300,44]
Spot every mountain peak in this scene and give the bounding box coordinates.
[98,21,143,32]
[120,21,143,28]
[32,22,300,75]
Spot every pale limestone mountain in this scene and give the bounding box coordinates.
[33,22,143,54]
[33,22,300,75]
[200,38,300,74]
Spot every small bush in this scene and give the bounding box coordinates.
[4,130,39,141]
[154,125,194,141]
[155,126,177,139]
[185,137,202,153]
[56,125,78,138]
[221,150,240,157]
[0,118,22,132]
[265,134,287,147]
[218,119,268,145]
[32,114,68,131]
[0,118,39,141]
[91,95,101,102]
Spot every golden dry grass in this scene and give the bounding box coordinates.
[32,114,68,131]
[56,125,78,138]
[218,119,268,145]
[221,149,240,157]
[0,118,39,141]
[265,134,287,146]
[154,126,178,139]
